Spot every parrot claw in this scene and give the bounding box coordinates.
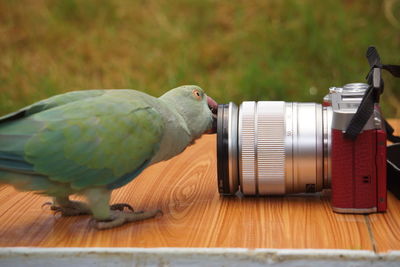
[94,209,163,230]
[41,202,53,209]
[110,203,134,212]
[49,200,91,217]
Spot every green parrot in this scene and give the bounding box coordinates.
[0,85,218,229]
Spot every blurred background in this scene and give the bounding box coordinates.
[0,0,399,117]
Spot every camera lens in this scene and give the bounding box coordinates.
[217,101,332,195]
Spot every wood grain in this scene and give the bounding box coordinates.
[370,118,400,252]
[387,119,400,143]
[0,121,399,250]
[369,193,400,252]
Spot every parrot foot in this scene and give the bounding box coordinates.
[110,203,135,212]
[95,209,163,230]
[50,200,91,216]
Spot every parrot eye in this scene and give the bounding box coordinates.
[192,89,202,100]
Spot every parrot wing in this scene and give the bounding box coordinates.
[0,90,106,122]
[0,90,164,193]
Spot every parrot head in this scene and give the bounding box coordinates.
[160,85,218,139]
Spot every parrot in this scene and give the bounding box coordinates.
[0,85,218,229]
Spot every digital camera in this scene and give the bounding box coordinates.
[216,82,387,213]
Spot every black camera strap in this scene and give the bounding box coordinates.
[385,120,400,143]
[343,47,400,200]
[344,46,400,141]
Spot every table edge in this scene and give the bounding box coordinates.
[0,247,399,265]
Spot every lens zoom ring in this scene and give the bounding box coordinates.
[239,101,257,195]
[257,102,285,194]
[239,101,286,195]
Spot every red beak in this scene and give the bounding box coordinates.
[206,96,218,134]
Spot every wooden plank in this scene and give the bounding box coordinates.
[369,193,400,252]
[0,134,375,250]
[369,118,400,252]
[387,119,400,132]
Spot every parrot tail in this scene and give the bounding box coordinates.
[0,124,64,194]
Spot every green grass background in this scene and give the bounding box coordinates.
[0,0,399,116]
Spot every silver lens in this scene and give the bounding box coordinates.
[217,101,332,195]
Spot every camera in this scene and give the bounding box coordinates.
[216,82,387,213]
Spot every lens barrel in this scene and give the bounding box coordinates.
[217,103,238,195]
[217,101,332,196]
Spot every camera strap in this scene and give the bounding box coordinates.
[343,47,400,199]
[385,120,400,143]
[344,46,400,141]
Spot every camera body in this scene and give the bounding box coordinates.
[216,82,387,214]
[327,83,387,213]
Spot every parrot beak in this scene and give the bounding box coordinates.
[206,96,218,134]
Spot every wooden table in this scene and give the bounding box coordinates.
[0,120,399,255]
